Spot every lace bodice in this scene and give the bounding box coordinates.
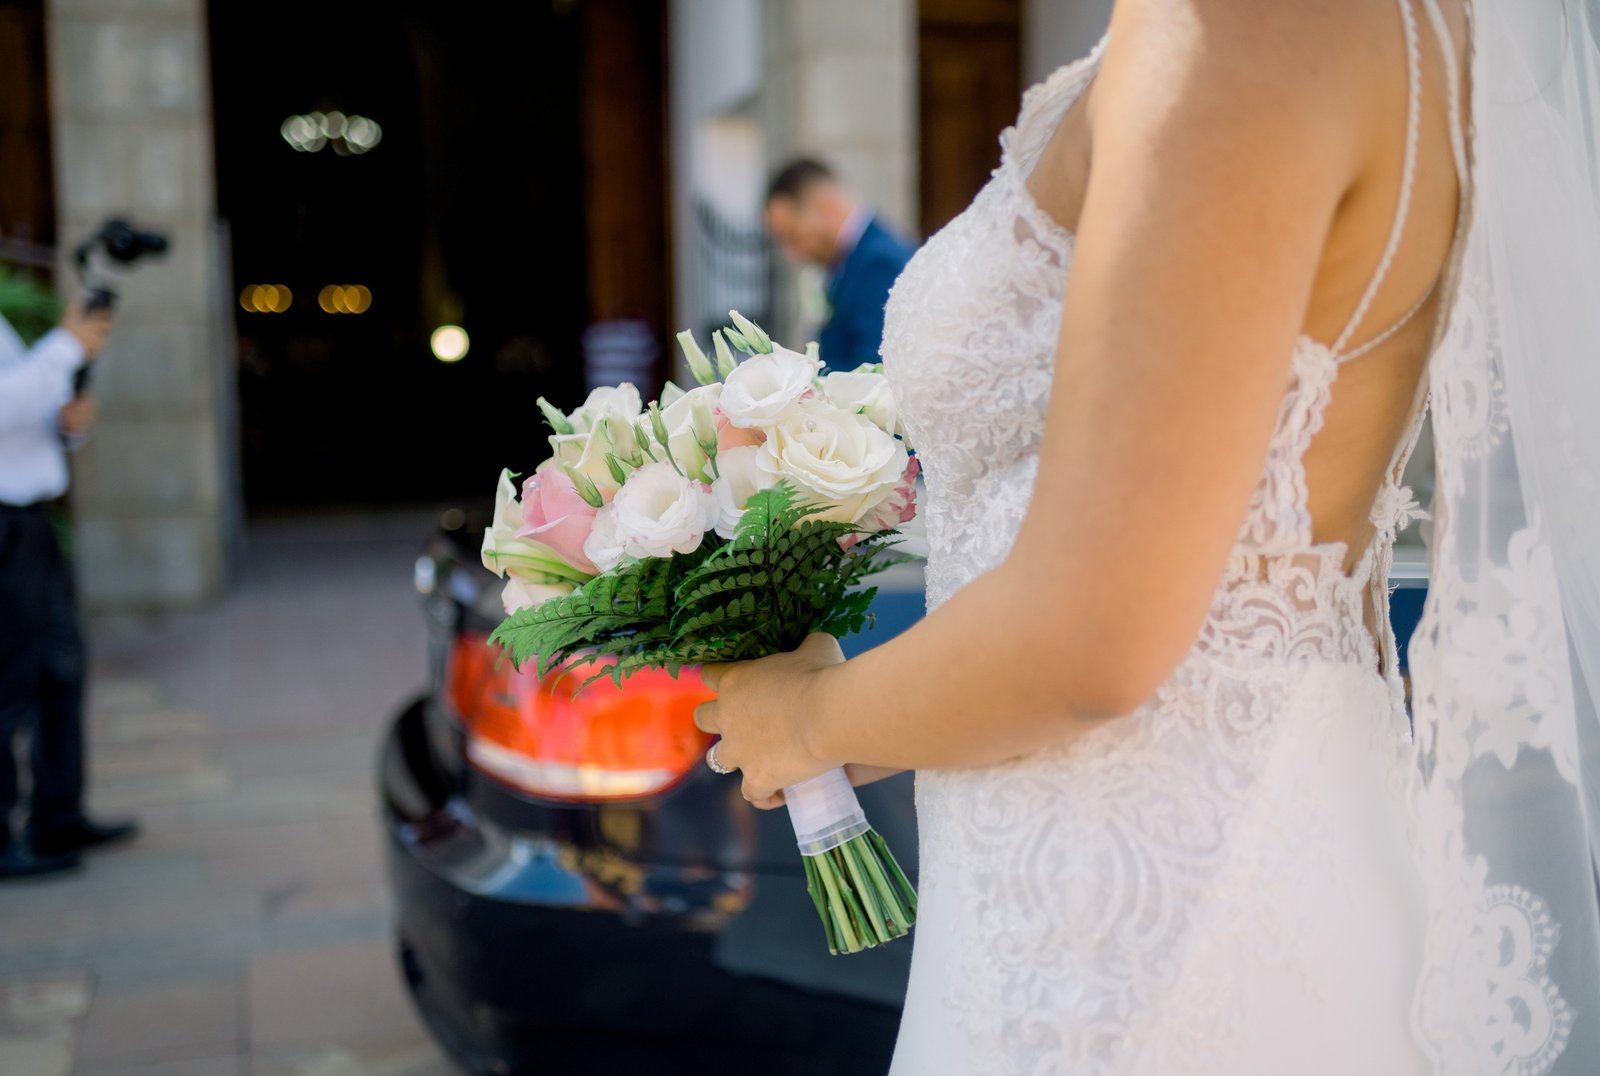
[886,39,1426,676]
[882,8,1470,1073]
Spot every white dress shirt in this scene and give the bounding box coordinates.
[0,315,85,505]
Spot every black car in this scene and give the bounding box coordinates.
[380,510,925,1075]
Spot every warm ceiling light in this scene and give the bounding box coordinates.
[282,111,382,154]
[240,284,292,313]
[318,284,371,314]
[431,325,469,362]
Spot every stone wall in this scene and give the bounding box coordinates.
[46,0,236,610]
[758,0,917,340]
[1023,0,1114,86]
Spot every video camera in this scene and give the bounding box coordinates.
[74,218,170,313]
[70,218,170,392]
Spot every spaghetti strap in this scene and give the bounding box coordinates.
[1419,0,1471,192]
[1331,0,1426,360]
[1341,278,1438,362]
[1336,0,1472,363]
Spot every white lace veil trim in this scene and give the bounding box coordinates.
[1409,2,1600,1071]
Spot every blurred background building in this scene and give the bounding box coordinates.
[0,0,1113,616]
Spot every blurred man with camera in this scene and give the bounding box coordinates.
[0,296,138,878]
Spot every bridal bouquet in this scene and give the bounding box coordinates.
[482,312,919,954]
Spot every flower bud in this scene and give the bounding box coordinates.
[648,401,671,447]
[633,420,659,460]
[713,330,738,378]
[728,310,772,353]
[676,330,717,386]
[537,396,575,436]
[605,453,631,487]
[563,465,605,508]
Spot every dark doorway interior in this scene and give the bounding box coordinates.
[0,0,55,254]
[917,0,1022,239]
[211,1,650,510]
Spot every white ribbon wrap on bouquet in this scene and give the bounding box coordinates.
[784,766,871,856]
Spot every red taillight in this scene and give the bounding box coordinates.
[446,633,715,802]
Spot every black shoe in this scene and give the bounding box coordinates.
[0,845,82,879]
[31,817,140,857]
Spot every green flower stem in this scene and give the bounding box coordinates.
[828,847,876,947]
[856,836,910,932]
[839,839,889,942]
[813,849,863,954]
[803,856,840,955]
[868,829,919,910]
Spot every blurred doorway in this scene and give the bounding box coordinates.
[918,0,1022,238]
[209,1,669,510]
[0,0,55,254]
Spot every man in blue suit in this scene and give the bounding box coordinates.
[764,159,916,373]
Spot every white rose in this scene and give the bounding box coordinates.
[567,383,642,432]
[711,444,780,538]
[583,461,715,571]
[758,401,909,524]
[501,578,574,615]
[820,367,901,438]
[481,469,592,584]
[547,412,640,493]
[657,382,722,481]
[718,345,821,429]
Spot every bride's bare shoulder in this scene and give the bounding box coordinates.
[1101,0,1400,101]
[1093,0,1404,166]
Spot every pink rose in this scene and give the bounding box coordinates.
[843,455,921,549]
[518,471,604,574]
[715,408,766,452]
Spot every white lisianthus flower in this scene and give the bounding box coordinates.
[719,344,821,429]
[583,461,716,571]
[567,383,642,432]
[758,401,909,524]
[501,578,574,615]
[481,470,593,587]
[820,366,902,438]
[711,445,780,538]
[582,507,624,574]
[546,411,640,494]
[657,382,722,481]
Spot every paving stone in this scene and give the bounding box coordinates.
[75,973,241,1064]
[246,940,424,1052]
[77,1048,246,1076]
[0,970,91,1026]
[248,1041,456,1076]
[0,907,101,957]
[0,1027,73,1076]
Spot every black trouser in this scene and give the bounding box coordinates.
[0,502,87,850]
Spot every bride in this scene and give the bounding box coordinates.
[695,0,1600,1072]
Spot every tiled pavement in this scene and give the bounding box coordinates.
[0,511,460,1075]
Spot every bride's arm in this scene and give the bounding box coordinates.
[701,0,1370,802]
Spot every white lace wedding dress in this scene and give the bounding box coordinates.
[880,6,1478,1072]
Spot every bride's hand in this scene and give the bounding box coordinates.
[697,633,854,807]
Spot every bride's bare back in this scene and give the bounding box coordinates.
[803,0,1477,773]
[1027,0,1470,570]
